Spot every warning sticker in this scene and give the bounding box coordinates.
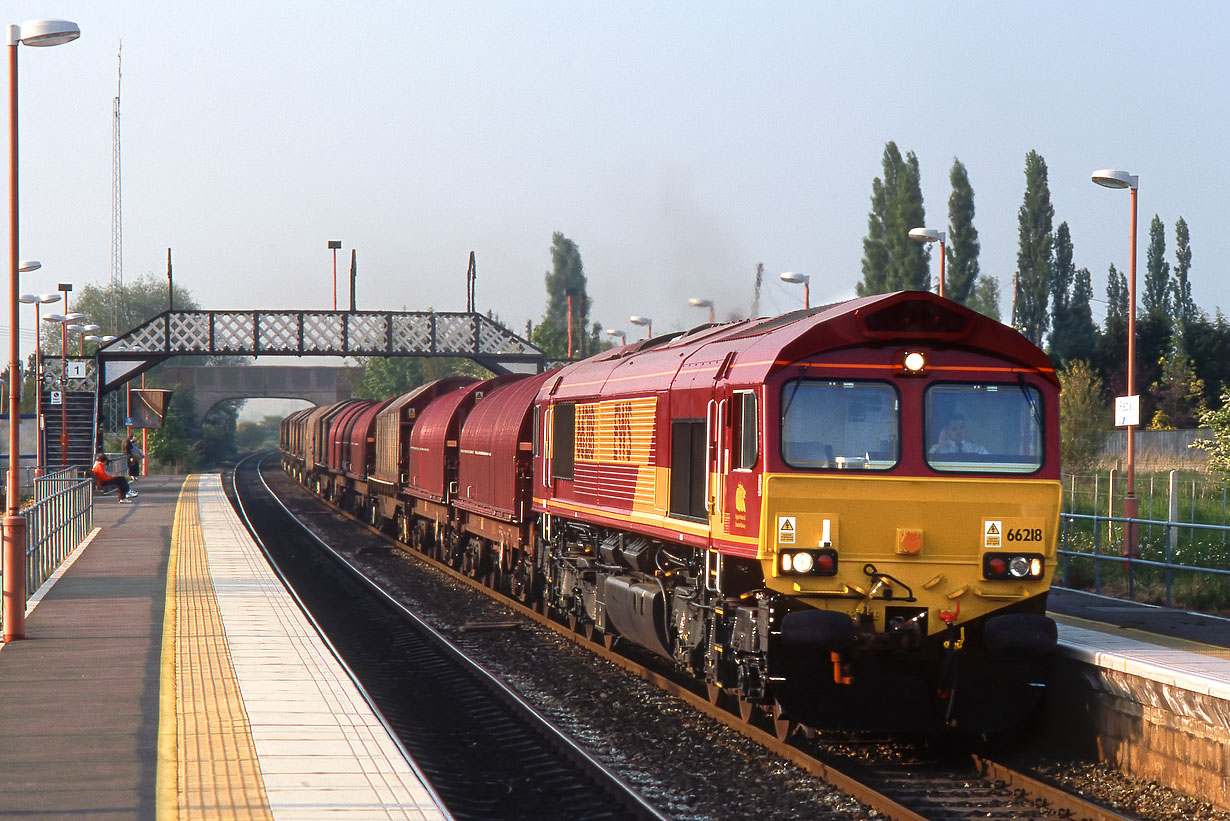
[778,516,796,545]
[983,520,1002,548]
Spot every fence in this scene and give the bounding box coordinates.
[0,466,92,635]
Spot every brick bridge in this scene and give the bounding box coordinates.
[161,365,352,416]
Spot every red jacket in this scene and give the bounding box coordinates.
[92,460,115,483]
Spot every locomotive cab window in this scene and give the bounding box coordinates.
[925,384,1043,473]
[780,380,899,470]
[732,390,758,470]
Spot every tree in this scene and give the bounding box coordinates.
[945,158,979,305]
[1047,222,1075,360]
[1014,151,1054,346]
[1173,217,1195,329]
[531,232,598,359]
[348,353,487,400]
[63,274,198,355]
[1148,348,1205,430]
[1192,392,1230,472]
[1143,214,1170,319]
[858,142,929,296]
[966,275,1002,321]
[1058,360,1109,474]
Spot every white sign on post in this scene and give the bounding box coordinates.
[65,362,87,380]
[1114,395,1140,427]
[50,390,62,405]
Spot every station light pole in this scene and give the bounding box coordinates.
[629,315,652,340]
[779,272,809,308]
[328,240,341,311]
[605,328,626,346]
[908,227,946,298]
[19,286,59,475]
[688,297,715,325]
[5,17,81,642]
[1091,168,1140,555]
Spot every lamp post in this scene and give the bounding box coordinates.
[1091,168,1140,554]
[605,328,626,346]
[328,240,341,311]
[688,297,715,325]
[43,310,80,469]
[19,287,58,475]
[908,227,946,298]
[78,323,99,355]
[629,315,652,340]
[779,272,810,308]
[5,17,81,642]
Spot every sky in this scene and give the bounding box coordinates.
[8,2,1230,373]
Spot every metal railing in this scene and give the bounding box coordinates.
[1057,511,1230,610]
[0,466,93,635]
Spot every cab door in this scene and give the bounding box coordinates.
[718,387,761,545]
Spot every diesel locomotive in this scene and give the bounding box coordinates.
[282,290,1060,735]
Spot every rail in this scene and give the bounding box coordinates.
[0,466,93,635]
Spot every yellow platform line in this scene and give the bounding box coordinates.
[157,475,273,820]
[1053,611,1230,660]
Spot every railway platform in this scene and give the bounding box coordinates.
[0,473,449,820]
[1047,587,1230,812]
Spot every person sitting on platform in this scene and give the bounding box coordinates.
[92,452,138,503]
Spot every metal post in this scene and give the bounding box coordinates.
[3,28,26,641]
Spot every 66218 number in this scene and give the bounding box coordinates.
[1006,528,1042,542]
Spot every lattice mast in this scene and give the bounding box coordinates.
[110,42,122,334]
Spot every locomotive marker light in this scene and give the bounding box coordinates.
[1091,168,1139,557]
[629,315,652,339]
[688,297,715,325]
[908,227,946,298]
[902,351,927,374]
[5,17,81,642]
[779,271,809,309]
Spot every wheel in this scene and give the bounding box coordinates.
[773,702,797,742]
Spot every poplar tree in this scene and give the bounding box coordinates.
[1143,214,1171,318]
[531,232,598,359]
[945,158,979,305]
[858,142,929,296]
[1013,151,1054,346]
[1048,222,1074,358]
[1173,217,1194,327]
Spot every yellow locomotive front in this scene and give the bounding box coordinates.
[725,308,1062,732]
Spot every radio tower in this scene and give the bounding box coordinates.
[109,43,123,434]
[111,42,122,333]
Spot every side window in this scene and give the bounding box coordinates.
[733,391,758,470]
[552,403,575,480]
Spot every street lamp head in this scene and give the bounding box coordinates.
[908,227,945,244]
[779,271,809,285]
[1091,168,1139,190]
[629,315,651,327]
[62,312,84,322]
[65,324,83,333]
[605,328,627,343]
[18,260,40,272]
[15,19,80,47]
[688,298,713,309]
[43,313,65,323]
[83,335,99,343]
[81,324,101,333]
[38,292,60,304]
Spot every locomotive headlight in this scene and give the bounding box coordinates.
[902,351,927,374]
[982,552,1044,580]
[791,552,815,573]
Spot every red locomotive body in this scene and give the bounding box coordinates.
[285,292,1062,734]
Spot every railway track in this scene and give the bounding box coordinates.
[229,454,669,821]
[242,454,1142,821]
